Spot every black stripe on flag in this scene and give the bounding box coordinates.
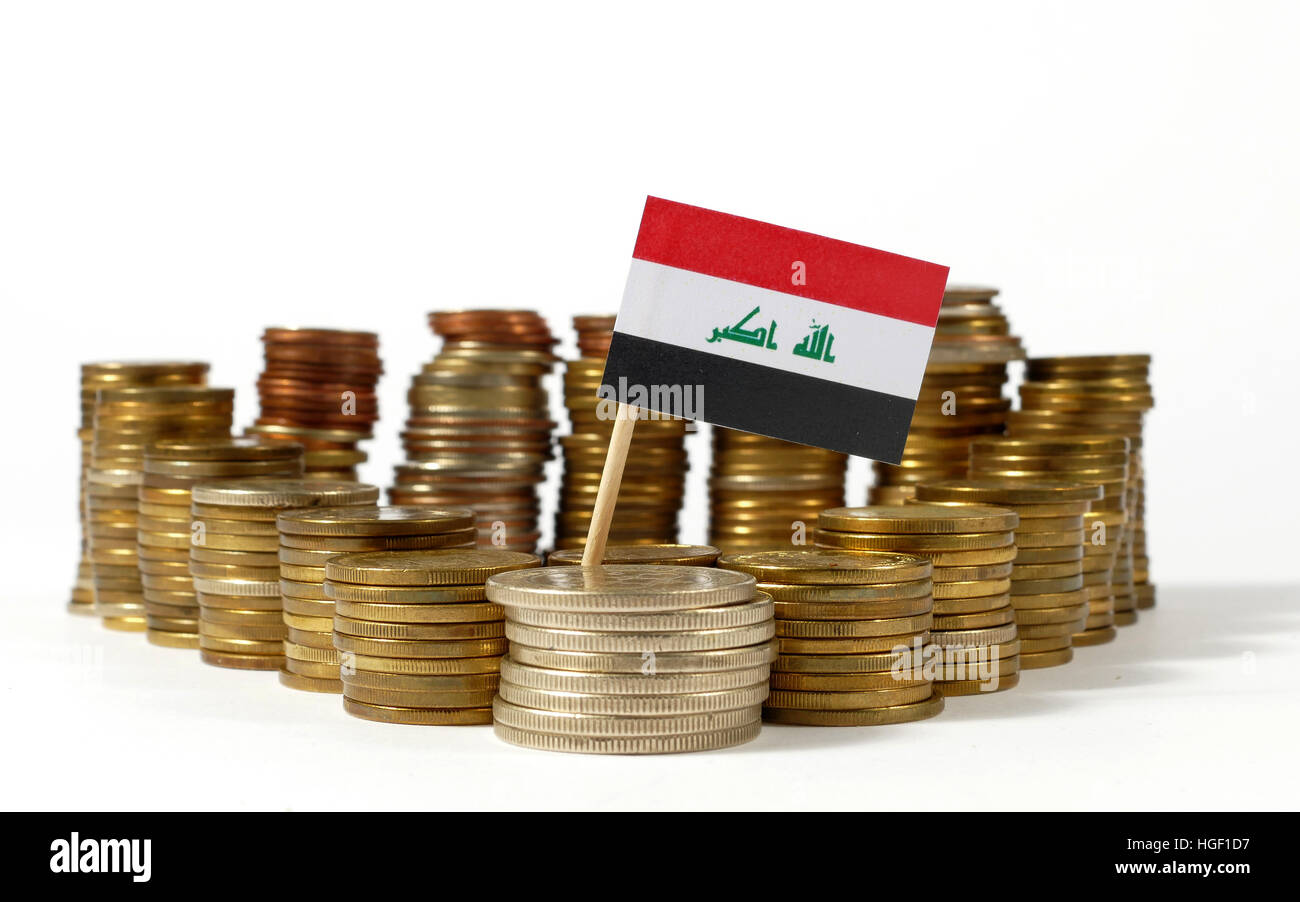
[603,332,916,462]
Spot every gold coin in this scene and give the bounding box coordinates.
[200,649,282,670]
[276,505,474,536]
[933,592,1012,615]
[936,671,1020,695]
[767,683,932,710]
[277,530,476,551]
[191,479,380,508]
[325,549,540,586]
[717,549,931,585]
[1019,647,1074,668]
[546,544,720,566]
[777,632,928,654]
[818,505,1018,534]
[813,529,1014,552]
[344,685,498,707]
[342,670,499,692]
[332,634,507,658]
[914,479,1102,505]
[929,623,1018,647]
[931,562,1014,582]
[933,607,1016,630]
[762,692,944,726]
[333,600,503,623]
[775,613,932,638]
[332,616,505,640]
[342,699,493,725]
[769,672,929,691]
[934,578,1012,599]
[277,670,342,693]
[1010,575,1085,595]
[1014,530,1085,548]
[1072,625,1119,646]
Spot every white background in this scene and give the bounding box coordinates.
[1,1,1297,811]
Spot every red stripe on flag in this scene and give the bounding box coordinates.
[631,197,948,327]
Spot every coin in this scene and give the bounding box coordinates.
[486,565,755,611]
[325,549,540,586]
[276,505,475,536]
[717,549,931,585]
[342,699,493,725]
[546,544,720,566]
[506,643,776,674]
[818,505,1018,534]
[492,720,761,753]
[762,692,945,726]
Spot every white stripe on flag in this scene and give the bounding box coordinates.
[615,258,934,400]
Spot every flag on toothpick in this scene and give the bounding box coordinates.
[602,197,949,462]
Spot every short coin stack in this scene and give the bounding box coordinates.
[138,439,304,649]
[246,327,383,479]
[548,544,720,567]
[717,550,942,724]
[969,435,1134,628]
[913,480,1104,664]
[88,386,234,631]
[487,566,774,754]
[870,286,1024,504]
[72,361,209,615]
[709,429,847,553]
[189,479,379,670]
[323,549,540,724]
[1014,354,1156,610]
[555,316,689,549]
[814,508,1021,696]
[275,506,478,692]
[390,310,557,553]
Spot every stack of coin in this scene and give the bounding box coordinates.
[913,479,1105,663]
[547,544,720,567]
[709,429,846,553]
[323,549,541,723]
[189,479,379,670]
[968,435,1134,628]
[717,550,944,724]
[138,439,304,649]
[870,286,1025,504]
[812,511,1020,695]
[573,314,616,358]
[72,361,209,615]
[1014,354,1156,610]
[390,310,557,553]
[88,386,234,631]
[275,507,477,692]
[246,328,382,479]
[487,566,774,753]
[554,315,690,549]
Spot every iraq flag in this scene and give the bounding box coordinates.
[603,197,949,462]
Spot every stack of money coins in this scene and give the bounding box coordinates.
[554,316,690,549]
[390,310,557,553]
[1014,354,1156,610]
[813,507,1020,695]
[717,550,943,724]
[246,328,382,479]
[72,361,209,615]
[573,314,615,358]
[189,480,379,670]
[913,479,1106,663]
[487,566,774,754]
[547,544,720,567]
[870,286,1024,504]
[968,435,1134,627]
[709,429,847,552]
[88,386,234,631]
[138,439,304,649]
[323,549,540,723]
[275,507,478,692]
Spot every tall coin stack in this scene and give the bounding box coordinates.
[275,507,478,693]
[138,439,304,649]
[245,328,382,480]
[869,286,1024,505]
[709,430,847,553]
[72,361,209,615]
[88,386,234,631]
[323,549,540,724]
[913,480,1105,664]
[555,315,690,549]
[1014,354,1156,610]
[968,435,1134,628]
[717,550,942,724]
[189,480,379,670]
[487,567,774,754]
[390,310,557,553]
[813,508,1021,696]
[548,544,720,567]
